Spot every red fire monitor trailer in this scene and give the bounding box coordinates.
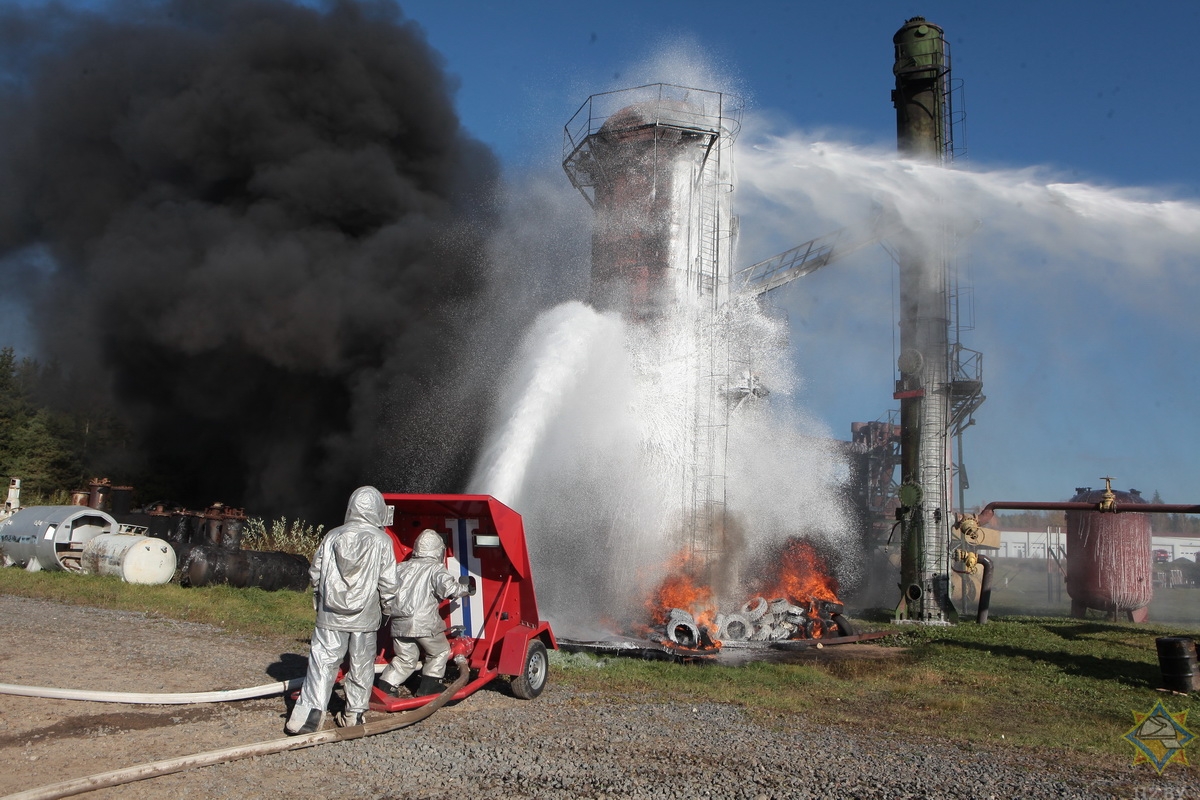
[369,494,556,712]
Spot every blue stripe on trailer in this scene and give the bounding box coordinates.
[455,517,472,636]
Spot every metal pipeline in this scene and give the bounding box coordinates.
[951,549,992,624]
[976,554,993,625]
[3,656,470,800]
[974,501,1200,528]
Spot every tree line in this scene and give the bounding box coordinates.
[0,347,133,503]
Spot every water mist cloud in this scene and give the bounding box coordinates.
[733,128,1200,506]
[736,133,1200,305]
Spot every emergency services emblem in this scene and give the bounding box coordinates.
[1122,700,1194,774]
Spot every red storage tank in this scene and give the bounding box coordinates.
[1065,487,1152,621]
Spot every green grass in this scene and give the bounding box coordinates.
[0,567,315,640]
[3,566,1199,768]
[552,614,1200,762]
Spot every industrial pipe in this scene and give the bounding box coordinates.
[3,656,470,800]
[976,554,993,625]
[973,501,1200,528]
[951,549,992,624]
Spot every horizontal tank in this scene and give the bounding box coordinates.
[0,506,118,572]
[81,534,176,585]
[1066,487,1151,621]
[180,545,311,592]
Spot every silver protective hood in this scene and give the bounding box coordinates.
[412,528,445,560]
[344,485,387,529]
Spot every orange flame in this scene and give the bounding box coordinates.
[763,538,840,607]
[641,538,841,643]
[644,551,717,630]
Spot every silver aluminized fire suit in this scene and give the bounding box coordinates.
[285,486,400,734]
[379,529,468,694]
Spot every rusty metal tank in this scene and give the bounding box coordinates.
[1065,487,1152,620]
[587,99,708,312]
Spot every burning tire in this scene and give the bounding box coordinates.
[716,613,751,641]
[666,617,701,647]
[831,613,858,637]
[510,639,549,700]
[741,597,768,621]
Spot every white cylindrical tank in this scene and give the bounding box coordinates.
[0,506,118,572]
[81,534,177,585]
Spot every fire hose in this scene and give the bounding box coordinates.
[2,655,470,800]
[0,663,387,705]
[0,679,304,704]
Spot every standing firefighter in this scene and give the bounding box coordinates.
[379,528,473,697]
[285,486,400,734]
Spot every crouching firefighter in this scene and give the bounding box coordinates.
[285,486,401,734]
[378,528,474,698]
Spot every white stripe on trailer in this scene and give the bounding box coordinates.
[446,517,485,638]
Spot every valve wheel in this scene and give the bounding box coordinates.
[511,639,548,700]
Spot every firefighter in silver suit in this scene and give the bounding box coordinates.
[285,486,400,734]
[379,528,472,697]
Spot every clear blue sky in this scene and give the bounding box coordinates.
[396,0,1200,509]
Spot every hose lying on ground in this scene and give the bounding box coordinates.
[0,664,386,705]
[0,679,304,705]
[2,656,470,800]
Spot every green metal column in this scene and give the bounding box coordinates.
[892,17,955,622]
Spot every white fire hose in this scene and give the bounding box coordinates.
[0,664,386,705]
[0,679,303,704]
[2,656,469,800]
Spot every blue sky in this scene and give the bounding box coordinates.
[396,0,1200,509]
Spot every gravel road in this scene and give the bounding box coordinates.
[0,595,1193,799]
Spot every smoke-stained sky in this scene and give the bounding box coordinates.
[0,0,500,517]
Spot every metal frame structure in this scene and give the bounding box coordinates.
[563,85,744,581]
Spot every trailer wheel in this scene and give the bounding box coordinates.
[510,639,548,700]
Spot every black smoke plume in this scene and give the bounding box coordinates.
[0,0,500,519]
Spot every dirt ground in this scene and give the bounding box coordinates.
[3,596,1193,800]
[0,594,902,798]
[0,595,314,798]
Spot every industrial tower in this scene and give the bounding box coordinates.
[891,17,985,621]
[562,84,743,581]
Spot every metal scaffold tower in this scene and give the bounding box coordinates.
[562,84,743,581]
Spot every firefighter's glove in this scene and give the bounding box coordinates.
[458,576,477,597]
